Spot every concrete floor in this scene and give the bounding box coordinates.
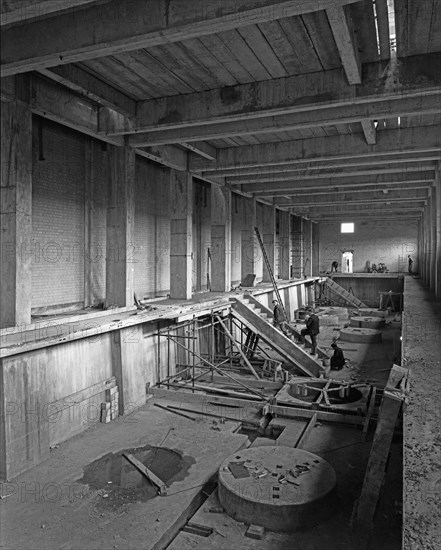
[0,301,404,550]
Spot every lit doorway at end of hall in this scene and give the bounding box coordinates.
[342,251,353,273]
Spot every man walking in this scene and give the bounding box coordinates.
[300,310,320,355]
[272,300,288,335]
[330,342,345,370]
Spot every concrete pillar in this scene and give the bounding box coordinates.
[170,170,193,299]
[430,184,437,291]
[312,222,320,275]
[211,184,231,292]
[241,197,257,282]
[304,219,313,277]
[291,215,303,278]
[435,169,441,298]
[0,87,32,328]
[425,196,431,287]
[278,210,291,280]
[262,204,275,283]
[105,146,135,307]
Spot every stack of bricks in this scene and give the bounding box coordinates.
[100,385,119,423]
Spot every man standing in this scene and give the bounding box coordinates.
[300,310,320,355]
[272,299,288,335]
[330,342,345,370]
[408,255,413,274]
[331,261,338,273]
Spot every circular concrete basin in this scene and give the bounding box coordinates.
[218,446,336,532]
[340,327,382,343]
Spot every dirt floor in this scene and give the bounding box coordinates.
[0,307,403,550]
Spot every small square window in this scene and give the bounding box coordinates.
[341,223,354,233]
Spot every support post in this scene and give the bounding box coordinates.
[170,170,193,299]
[262,204,276,283]
[435,167,441,298]
[210,184,231,291]
[105,146,135,307]
[241,197,257,283]
[0,79,32,328]
[278,210,291,280]
[291,215,303,279]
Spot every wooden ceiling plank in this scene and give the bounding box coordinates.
[147,44,210,93]
[180,38,237,87]
[80,57,162,99]
[190,125,441,171]
[429,0,441,52]
[257,20,303,74]
[217,29,272,81]
[395,0,409,58]
[236,25,288,78]
[326,4,362,84]
[407,0,434,56]
[194,34,253,84]
[117,50,193,96]
[301,10,341,70]
[278,16,322,73]
[349,0,380,63]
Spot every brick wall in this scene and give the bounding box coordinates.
[318,219,419,273]
[134,158,170,298]
[32,118,85,308]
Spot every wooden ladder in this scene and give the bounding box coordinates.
[326,277,368,308]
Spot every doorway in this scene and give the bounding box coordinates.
[342,251,353,273]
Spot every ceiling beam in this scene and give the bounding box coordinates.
[228,163,435,185]
[310,213,422,221]
[201,154,441,177]
[250,173,434,196]
[265,182,431,199]
[119,54,441,136]
[326,4,361,84]
[179,142,216,161]
[0,0,99,26]
[37,65,136,116]
[360,119,377,145]
[276,188,428,206]
[1,0,361,76]
[292,201,426,213]
[129,94,441,146]
[191,126,441,172]
[374,0,391,61]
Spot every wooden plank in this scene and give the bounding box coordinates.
[123,453,168,495]
[257,20,302,74]
[267,403,364,426]
[326,4,362,83]
[406,0,434,56]
[351,390,404,537]
[237,25,288,78]
[218,29,271,81]
[301,10,342,70]
[148,385,266,411]
[278,16,322,72]
[362,386,377,436]
[198,33,253,84]
[295,412,318,448]
[170,382,263,401]
[179,142,216,161]
[1,0,362,76]
[349,0,379,63]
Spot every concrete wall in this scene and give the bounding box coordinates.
[318,219,419,274]
[332,274,404,308]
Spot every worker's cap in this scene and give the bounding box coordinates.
[331,343,337,348]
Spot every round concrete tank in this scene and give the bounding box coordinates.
[218,446,337,532]
[350,316,386,329]
[340,327,382,343]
